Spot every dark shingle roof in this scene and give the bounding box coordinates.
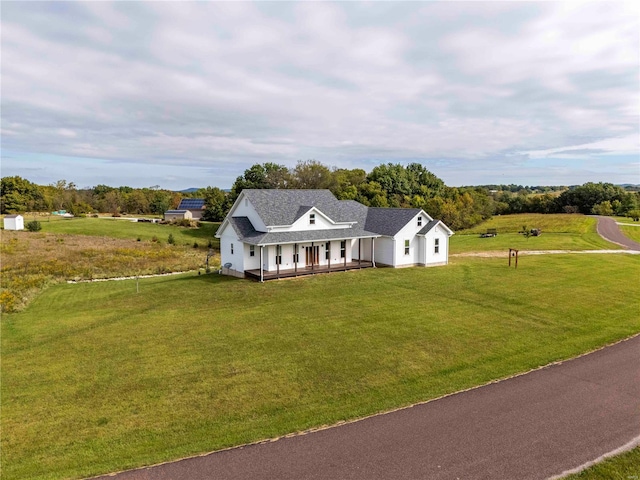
[241,190,357,226]
[223,190,451,245]
[418,219,440,235]
[178,198,205,210]
[227,216,378,245]
[165,210,189,214]
[364,208,422,236]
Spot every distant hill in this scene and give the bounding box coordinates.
[176,187,231,193]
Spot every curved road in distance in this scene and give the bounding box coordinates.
[94,335,640,480]
[595,215,640,250]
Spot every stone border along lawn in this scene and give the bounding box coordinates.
[2,253,639,480]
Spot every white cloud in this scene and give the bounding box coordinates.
[1,1,638,188]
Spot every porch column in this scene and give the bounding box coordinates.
[276,244,280,278]
[343,239,347,270]
[311,242,314,271]
[358,238,361,267]
[372,238,376,268]
[294,243,298,274]
[260,246,264,282]
[327,242,331,271]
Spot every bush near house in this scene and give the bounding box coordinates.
[25,220,41,232]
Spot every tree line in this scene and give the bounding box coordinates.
[2,161,639,231]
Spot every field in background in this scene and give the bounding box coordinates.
[0,229,219,312]
[2,254,639,480]
[13,215,221,247]
[451,214,621,253]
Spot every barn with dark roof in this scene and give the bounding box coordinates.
[177,198,205,220]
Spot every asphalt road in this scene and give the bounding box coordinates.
[95,335,640,480]
[596,216,640,250]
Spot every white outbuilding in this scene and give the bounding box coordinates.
[4,214,24,230]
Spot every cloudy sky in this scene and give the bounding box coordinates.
[2,2,638,190]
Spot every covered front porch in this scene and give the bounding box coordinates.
[245,260,374,281]
[244,237,376,282]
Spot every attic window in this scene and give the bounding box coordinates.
[245,199,248,207]
[310,213,316,225]
[404,239,410,255]
[417,216,423,227]
[434,238,440,254]
[231,243,234,255]
[249,245,255,257]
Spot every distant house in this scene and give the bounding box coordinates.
[4,214,24,231]
[215,189,453,281]
[164,210,193,221]
[177,198,205,220]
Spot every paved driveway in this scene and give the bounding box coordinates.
[596,216,640,250]
[95,335,640,480]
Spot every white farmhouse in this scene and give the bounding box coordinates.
[4,214,24,231]
[216,190,453,281]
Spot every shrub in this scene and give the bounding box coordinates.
[167,234,175,245]
[137,237,141,242]
[151,236,159,243]
[26,220,42,232]
[193,242,199,249]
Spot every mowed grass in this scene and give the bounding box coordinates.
[2,254,639,480]
[23,216,220,247]
[618,225,640,244]
[563,447,640,479]
[451,214,620,253]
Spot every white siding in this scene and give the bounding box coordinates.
[271,208,352,232]
[244,244,260,271]
[424,225,450,266]
[219,226,244,273]
[391,213,425,267]
[4,216,24,230]
[373,237,394,266]
[232,195,267,232]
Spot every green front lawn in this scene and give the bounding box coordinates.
[3,254,639,480]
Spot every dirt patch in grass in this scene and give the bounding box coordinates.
[0,230,219,312]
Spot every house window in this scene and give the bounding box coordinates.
[231,243,234,255]
[249,245,255,257]
[310,213,316,225]
[434,238,440,254]
[293,244,299,263]
[417,216,422,227]
[245,199,248,207]
[276,245,282,265]
[340,240,346,258]
[404,239,410,255]
[326,243,330,260]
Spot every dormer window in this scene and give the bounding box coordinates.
[310,213,316,225]
[417,216,422,227]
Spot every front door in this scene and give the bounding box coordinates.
[305,246,320,267]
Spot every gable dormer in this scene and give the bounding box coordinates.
[226,191,267,232]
